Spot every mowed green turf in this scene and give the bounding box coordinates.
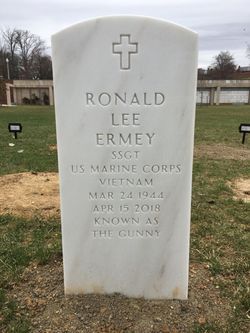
[191,105,250,332]
[0,105,57,176]
[195,104,250,145]
[0,104,249,332]
[0,105,249,175]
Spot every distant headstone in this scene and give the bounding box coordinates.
[52,16,198,299]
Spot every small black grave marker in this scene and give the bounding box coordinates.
[239,123,250,144]
[8,123,22,139]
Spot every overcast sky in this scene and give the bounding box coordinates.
[1,0,250,68]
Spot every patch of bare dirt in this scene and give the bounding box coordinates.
[7,260,232,333]
[194,144,250,160]
[48,144,57,151]
[0,172,60,218]
[229,178,250,203]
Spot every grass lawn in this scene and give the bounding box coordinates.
[0,104,249,332]
[0,106,57,176]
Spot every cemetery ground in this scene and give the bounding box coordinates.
[0,105,249,333]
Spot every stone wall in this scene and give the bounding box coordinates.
[4,80,54,106]
[0,79,13,105]
[197,80,250,105]
[3,80,250,106]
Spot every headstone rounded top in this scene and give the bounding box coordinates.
[52,15,197,41]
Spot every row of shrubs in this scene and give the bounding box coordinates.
[22,93,49,105]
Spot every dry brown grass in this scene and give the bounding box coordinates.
[0,172,60,218]
[229,178,250,203]
[194,144,250,160]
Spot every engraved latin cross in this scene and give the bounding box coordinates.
[113,34,138,70]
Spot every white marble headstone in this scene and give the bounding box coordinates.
[52,16,198,299]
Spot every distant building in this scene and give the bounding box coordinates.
[198,67,250,80]
[1,79,250,106]
[3,80,54,106]
[238,66,250,72]
[197,80,250,105]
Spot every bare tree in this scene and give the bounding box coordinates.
[2,28,20,79]
[1,27,49,79]
[37,55,53,79]
[15,29,46,79]
[210,51,237,79]
[2,28,18,60]
[0,46,8,79]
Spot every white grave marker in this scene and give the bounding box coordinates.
[52,16,198,299]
